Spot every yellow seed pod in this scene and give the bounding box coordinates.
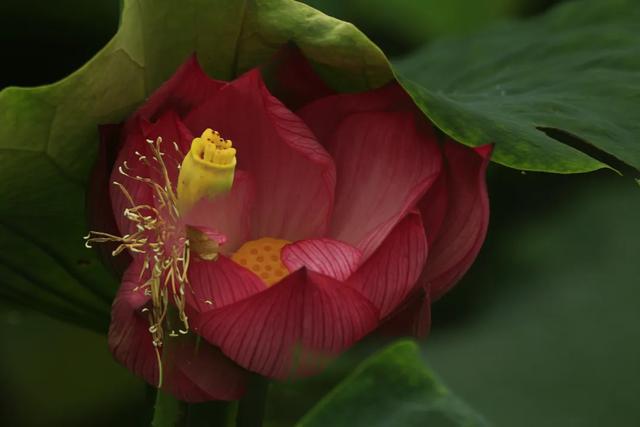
[177,128,236,215]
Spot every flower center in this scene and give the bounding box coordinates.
[231,237,291,286]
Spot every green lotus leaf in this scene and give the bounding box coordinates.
[393,0,640,175]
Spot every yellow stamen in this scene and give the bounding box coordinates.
[177,128,237,215]
[84,131,237,390]
[231,237,291,286]
[84,137,190,359]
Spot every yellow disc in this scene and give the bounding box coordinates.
[231,237,291,286]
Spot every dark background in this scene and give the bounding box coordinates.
[1,1,638,426]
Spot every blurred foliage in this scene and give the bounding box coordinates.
[426,170,640,426]
[0,0,556,88]
[304,0,553,56]
[0,302,147,426]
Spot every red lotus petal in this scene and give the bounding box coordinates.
[266,45,333,110]
[184,69,336,241]
[350,212,428,318]
[136,55,225,122]
[327,112,441,259]
[181,171,256,254]
[190,227,228,245]
[281,238,361,281]
[108,261,159,387]
[110,111,193,237]
[192,269,379,379]
[296,83,412,147]
[379,286,431,338]
[161,333,248,402]
[109,119,153,236]
[418,170,448,245]
[186,255,266,315]
[422,142,491,300]
[139,110,195,185]
[109,260,249,402]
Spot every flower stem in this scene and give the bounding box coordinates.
[236,375,269,427]
[186,400,237,427]
[152,390,187,427]
[151,390,237,427]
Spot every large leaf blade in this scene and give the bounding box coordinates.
[297,340,488,427]
[393,0,640,174]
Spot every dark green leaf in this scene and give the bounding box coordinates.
[393,0,640,175]
[296,340,488,427]
[0,0,390,329]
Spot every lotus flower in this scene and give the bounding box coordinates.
[87,51,490,402]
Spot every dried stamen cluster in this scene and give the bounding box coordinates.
[85,138,190,353]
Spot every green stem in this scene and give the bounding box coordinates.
[236,375,270,427]
[152,390,187,427]
[151,390,237,427]
[186,400,237,427]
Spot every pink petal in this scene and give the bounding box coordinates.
[327,112,441,259]
[181,171,256,254]
[378,286,431,338]
[418,171,448,245]
[190,227,228,245]
[265,45,333,110]
[109,260,250,402]
[108,261,159,387]
[139,110,195,184]
[350,212,428,318]
[161,333,248,402]
[185,255,266,315]
[184,69,336,241]
[191,269,379,379]
[377,143,490,338]
[281,238,361,281]
[135,55,225,122]
[109,119,154,236]
[296,83,412,147]
[422,142,491,300]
